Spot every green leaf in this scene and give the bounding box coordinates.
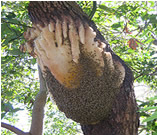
[153,132,157,135]
[149,1,155,7]
[12,108,23,113]
[7,18,21,25]
[111,23,121,28]
[1,57,10,65]
[149,14,157,24]
[1,102,13,112]
[127,49,135,53]
[139,106,157,112]
[148,96,157,101]
[143,111,157,123]
[99,5,115,13]
[1,113,6,119]
[9,49,23,55]
[6,12,16,19]
[32,58,37,65]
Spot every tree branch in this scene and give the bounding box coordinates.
[29,66,48,135]
[1,122,30,135]
[135,67,157,80]
[1,66,48,135]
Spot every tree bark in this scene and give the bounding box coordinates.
[24,1,139,135]
[1,122,30,135]
[29,66,47,135]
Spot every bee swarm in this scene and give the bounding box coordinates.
[23,9,125,124]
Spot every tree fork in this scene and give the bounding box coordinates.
[25,1,139,135]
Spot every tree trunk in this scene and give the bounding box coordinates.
[24,1,139,135]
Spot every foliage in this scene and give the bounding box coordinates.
[1,1,38,115]
[1,1,39,134]
[1,1,157,135]
[138,96,157,135]
[44,100,82,135]
[96,1,157,89]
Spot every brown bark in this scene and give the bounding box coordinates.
[26,1,139,135]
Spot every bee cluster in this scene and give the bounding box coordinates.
[23,1,126,124]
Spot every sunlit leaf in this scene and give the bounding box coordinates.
[99,5,115,13]
[9,49,23,55]
[143,111,157,123]
[139,106,157,112]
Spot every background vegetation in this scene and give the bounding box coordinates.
[1,1,157,135]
